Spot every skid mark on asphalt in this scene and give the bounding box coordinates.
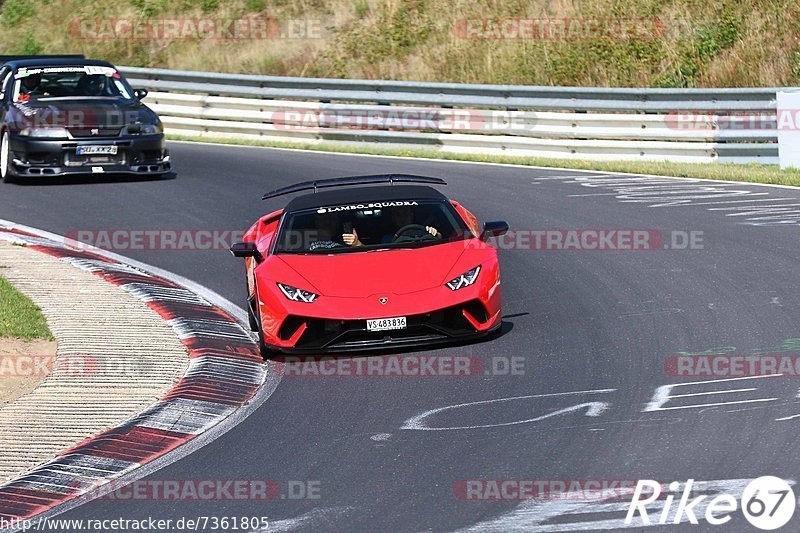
[402,390,616,431]
[402,374,800,436]
[534,174,800,225]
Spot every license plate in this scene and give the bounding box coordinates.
[77,145,117,155]
[367,316,407,332]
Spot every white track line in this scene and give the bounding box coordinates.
[168,139,800,192]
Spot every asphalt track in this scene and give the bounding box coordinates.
[4,142,800,531]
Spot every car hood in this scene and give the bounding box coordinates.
[275,241,471,298]
[10,99,156,128]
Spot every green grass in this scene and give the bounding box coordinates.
[0,0,798,87]
[168,133,800,187]
[0,274,53,341]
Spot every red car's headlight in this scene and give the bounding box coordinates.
[445,266,481,291]
[277,282,319,303]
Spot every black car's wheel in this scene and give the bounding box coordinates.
[1,131,14,183]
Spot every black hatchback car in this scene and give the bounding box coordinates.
[0,55,170,181]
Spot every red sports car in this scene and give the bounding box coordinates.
[231,174,508,355]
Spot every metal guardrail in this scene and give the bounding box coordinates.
[120,66,784,164]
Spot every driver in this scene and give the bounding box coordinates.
[381,205,440,243]
[310,213,364,250]
[77,74,106,97]
[340,206,442,247]
[17,73,43,102]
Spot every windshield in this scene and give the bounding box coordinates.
[12,65,133,102]
[275,200,471,254]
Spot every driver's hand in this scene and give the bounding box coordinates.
[343,228,363,246]
[426,226,441,238]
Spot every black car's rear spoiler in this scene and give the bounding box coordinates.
[0,55,86,62]
[262,174,447,200]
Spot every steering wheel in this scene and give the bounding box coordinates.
[393,224,438,243]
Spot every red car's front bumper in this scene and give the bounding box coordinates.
[256,275,501,353]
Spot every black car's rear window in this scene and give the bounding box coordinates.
[275,199,470,254]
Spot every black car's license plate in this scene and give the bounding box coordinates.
[77,145,118,155]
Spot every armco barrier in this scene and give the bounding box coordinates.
[120,66,788,164]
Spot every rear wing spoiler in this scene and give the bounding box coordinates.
[262,174,446,200]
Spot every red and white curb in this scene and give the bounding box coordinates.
[0,224,269,524]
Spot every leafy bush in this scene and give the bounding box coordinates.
[2,0,36,26]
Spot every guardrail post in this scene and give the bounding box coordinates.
[778,90,800,169]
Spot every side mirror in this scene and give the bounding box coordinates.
[480,221,509,241]
[230,242,262,261]
[134,88,148,100]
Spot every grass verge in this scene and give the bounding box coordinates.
[0,274,53,340]
[168,134,800,187]
[2,0,798,88]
